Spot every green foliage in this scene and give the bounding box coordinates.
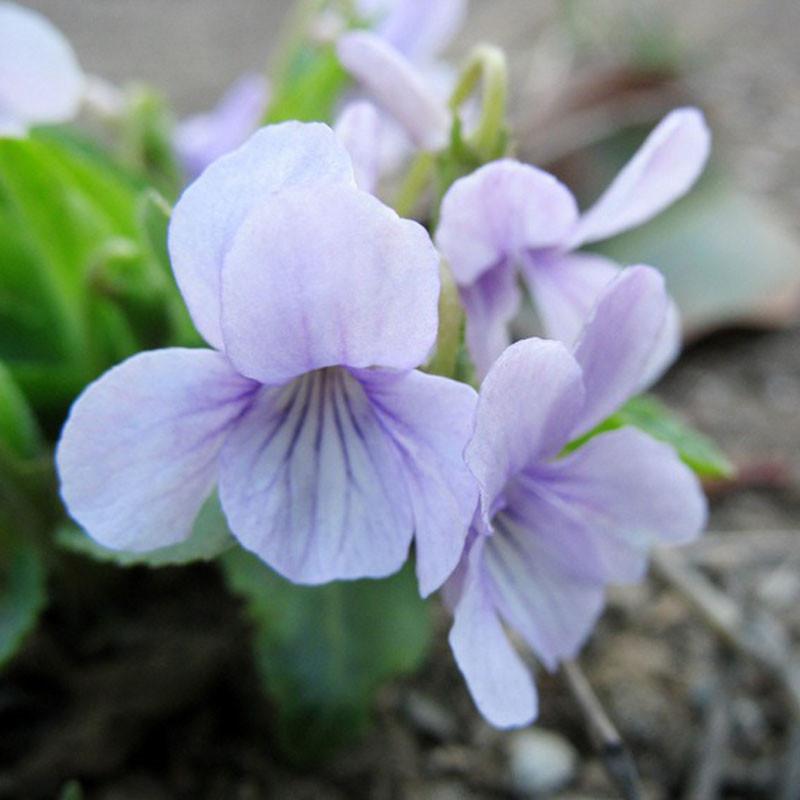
[266,42,348,124]
[0,529,46,668]
[0,362,42,461]
[222,549,432,761]
[0,134,182,416]
[570,394,735,479]
[56,494,235,567]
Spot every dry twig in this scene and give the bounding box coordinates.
[562,659,643,800]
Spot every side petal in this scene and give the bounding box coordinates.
[0,3,83,130]
[218,367,414,584]
[220,184,440,385]
[56,349,257,552]
[337,31,450,151]
[174,74,270,180]
[466,338,585,522]
[448,537,539,728]
[168,121,355,349]
[483,511,607,670]
[460,258,520,380]
[572,265,670,436]
[542,426,707,552]
[570,107,711,246]
[334,100,383,193]
[522,251,621,347]
[436,159,579,287]
[354,368,479,596]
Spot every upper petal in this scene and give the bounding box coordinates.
[522,251,621,348]
[174,74,270,180]
[447,536,539,728]
[56,349,257,552]
[354,368,479,596]
[218,367,414,584]
[220,183,440,385]
[168,122,355,349]
[465,338,585,523]
[572,265,670,437]
[337,31,450,151]
[436,159,579,286]
[569,107,711,247]
[0,2,84,129]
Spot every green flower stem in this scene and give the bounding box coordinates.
[392,151,436,218]
[449,44,508,161]
[425,260,465,379]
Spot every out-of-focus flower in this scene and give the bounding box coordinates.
[445,266,707,728]
[0,2,84,136]
[337,31,450,151]
[436,108,712,377]
[357,0,467,63]
[57,122,477,595]
[174,74,269,180]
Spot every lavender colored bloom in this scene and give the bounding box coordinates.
[435,108,712,377]
[0,2,84,137]
[337,31,450,152]
[57,121,477,594]
[357,0,467,63]
[174,74,269,180]
[446,266,707,728]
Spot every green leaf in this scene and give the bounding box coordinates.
[56,494,235,567]
[570,394,735,479]
[0,530,47,668]
[222,549,432,761]
[0,134,182,414]
[0,362,42,461]
[266,42,348,124]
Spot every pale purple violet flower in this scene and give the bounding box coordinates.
[174,74,270,180]
[357,0,467,63]
[0,2,84,137]
[57,121,477,594]
[446,265,707,728]
[337,30,451,152]
[435,108,712,377]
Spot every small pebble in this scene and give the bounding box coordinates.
[507,728,578,796]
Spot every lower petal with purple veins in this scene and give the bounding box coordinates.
[218,367,416,584]
[482,511,606,671]
[448,536,538,728]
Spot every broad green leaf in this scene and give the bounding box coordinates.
[0,134,181,414]
[222,549,432,761]
[0,530,46,668]
[56,494,234,567]
[569,394,735,479]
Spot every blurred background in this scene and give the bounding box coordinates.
[4,1,800,798]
